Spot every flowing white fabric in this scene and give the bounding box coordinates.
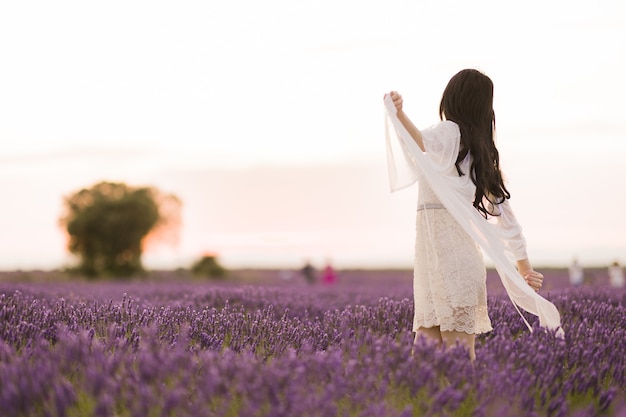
[384,95,563,337]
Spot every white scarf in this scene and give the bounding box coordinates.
[384,95,564,337]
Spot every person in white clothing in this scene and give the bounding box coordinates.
[608,261,624,288]
[386,69,544,361]
[569,258,584,286]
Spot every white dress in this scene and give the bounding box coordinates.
[412,121,528,334]
[385,96,563,336]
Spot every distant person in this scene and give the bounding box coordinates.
[322,262,337,285]
[569,258,584,286]
[300,261,316,284]
[384,69,561,361]
[279,270,294,281]
[608,261,625,288]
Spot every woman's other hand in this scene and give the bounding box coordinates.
[517,259,543,292]
[523,271,544,292]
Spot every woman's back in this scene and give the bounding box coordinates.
[416,121,475,208]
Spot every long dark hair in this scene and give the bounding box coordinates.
[439,69,510,218]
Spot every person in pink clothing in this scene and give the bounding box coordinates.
[322,261,337,285]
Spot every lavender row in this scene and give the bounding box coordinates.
[0,281,625,416]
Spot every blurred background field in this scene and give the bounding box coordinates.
[0,265,613,291]
[0,266,609,284]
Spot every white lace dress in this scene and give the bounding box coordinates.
[412,121,527,335]
[413,175,492,334]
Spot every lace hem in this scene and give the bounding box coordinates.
[413,304,493,335]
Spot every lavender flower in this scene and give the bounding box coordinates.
[0,273,623,416]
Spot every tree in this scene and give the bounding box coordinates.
[59,181,180,278]
[191,254,227,279]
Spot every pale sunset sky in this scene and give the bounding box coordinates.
[1,0,625,270]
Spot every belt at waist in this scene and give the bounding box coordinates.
[417,203,445,211]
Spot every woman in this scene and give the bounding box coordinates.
[386,69,547,361]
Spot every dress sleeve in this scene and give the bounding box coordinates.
[420,120,460,172]
[493,199,528,261]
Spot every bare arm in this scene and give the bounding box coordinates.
[388,91,425,151]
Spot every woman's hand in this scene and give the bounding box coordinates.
[523,271,544,292]
[516,259,543,292]
[386,91,404,113]
[384,90,425,150]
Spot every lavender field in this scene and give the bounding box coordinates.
[0,269,624,417]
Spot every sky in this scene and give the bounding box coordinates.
[1,0,625,271]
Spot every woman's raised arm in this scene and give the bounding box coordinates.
[387,91,425,151]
